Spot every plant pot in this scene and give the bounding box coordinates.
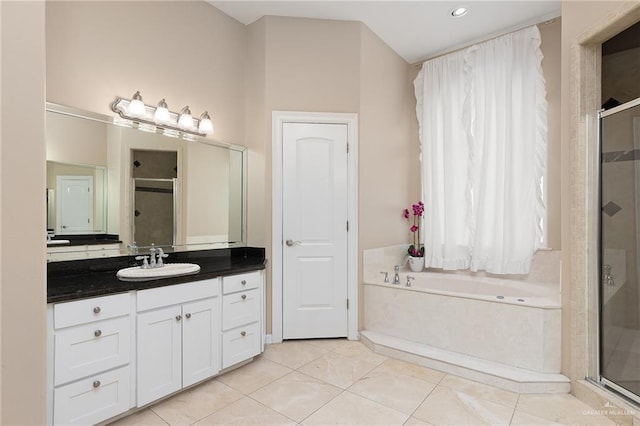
[408,256,425,272]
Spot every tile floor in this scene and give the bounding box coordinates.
[110,339,623,425]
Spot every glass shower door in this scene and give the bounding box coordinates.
[600,98,640,402]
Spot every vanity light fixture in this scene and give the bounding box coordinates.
[178,106,194,131]
[153,99,171,125]
[127,91,147,119]
[450,6,468,17]
[198,111,214,135]
[111,92,215,138]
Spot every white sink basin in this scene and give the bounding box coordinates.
[117,263,201,281]
[47,240,70,245]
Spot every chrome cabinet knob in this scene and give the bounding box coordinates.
[94,330,102,337]
[93,380,101,388]
[185,313,191,319]
[241,294,247,300]
[93,306,101,314]
[175,315,182,321]
[241,280,247,286]
[240,331,246,337]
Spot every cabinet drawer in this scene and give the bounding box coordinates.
[222,289,260,331]
[223,271,260,294]
[54,365,130,426]
[54,293,130,329]
[54,316,130,386]
[222,322,261,369]
[137,278,219,312]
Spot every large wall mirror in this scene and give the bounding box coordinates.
[46,102,246,259]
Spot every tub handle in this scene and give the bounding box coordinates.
[380,271,389,283]
[406,275,415,287]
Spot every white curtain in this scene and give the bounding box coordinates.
[414,25,547,275]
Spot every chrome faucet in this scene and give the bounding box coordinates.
[603,264,615,287]
[149,244,158,268]
[156,247,169,267]
[393,265,401,285]
[135,244,169,269]
[406,275,415,287]
[392,256,411,285]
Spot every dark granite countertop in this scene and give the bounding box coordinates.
[47,247,266,303]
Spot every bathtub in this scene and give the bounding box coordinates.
[363,271,561,374]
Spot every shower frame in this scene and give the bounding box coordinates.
[595,96,640,406]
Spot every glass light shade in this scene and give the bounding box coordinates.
[178,106,194,130]
[153,99,171,125]
[198,112,214,135]
[127,91,146,119]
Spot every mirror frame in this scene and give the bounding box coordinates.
[46,101,248,252]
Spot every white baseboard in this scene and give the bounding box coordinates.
[264,334,273,345]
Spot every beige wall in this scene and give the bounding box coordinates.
[359,26,419,327]
[540,19,562,249]
[46,1,247,145]
[246,16,416,331]
[46,111,108,166]
[0,1,47,424]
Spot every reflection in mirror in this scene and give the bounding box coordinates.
[45,102,247,260]
[46,161,107,234]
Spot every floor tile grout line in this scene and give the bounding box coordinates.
[405,379,439,424]
[149,379,247,426]
[341,388,412,422]
[146,407,172,426]
[245,393,300,425]
[295,386,349,425]
[508,392,522,425]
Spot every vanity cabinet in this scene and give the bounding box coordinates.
[47,243,121,262]
[221,271,263,369]
[49,293,133,426]
[47,267,265,425]
[136,279,221,407]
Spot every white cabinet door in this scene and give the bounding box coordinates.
[137,305,182,407]
[182,297,220,387]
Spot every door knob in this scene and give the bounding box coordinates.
[285,239,301,247]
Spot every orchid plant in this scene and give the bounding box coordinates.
[403,201,425,257]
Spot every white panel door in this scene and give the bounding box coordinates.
[57,175,93,233]
[282,122,348,339]
[136,305,182,407]
[182,297,220,387]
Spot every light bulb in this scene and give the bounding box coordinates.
[153,98,171,125]
[198,111,214,135]
[178,106,194,130]
[127,91,146,119]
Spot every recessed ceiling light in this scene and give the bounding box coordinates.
[450,7,468,17]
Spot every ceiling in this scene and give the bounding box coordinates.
[210,1,561,64]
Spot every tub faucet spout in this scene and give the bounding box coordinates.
[393,265,401,285]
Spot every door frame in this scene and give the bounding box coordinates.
[271,111,358,343]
